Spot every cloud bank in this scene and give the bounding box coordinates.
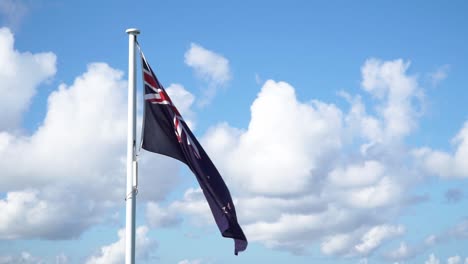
[1,26,466,262]
[0,27,56,131]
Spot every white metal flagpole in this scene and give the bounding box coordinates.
[125,28,140,264]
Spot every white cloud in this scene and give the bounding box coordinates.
[242,207,403,255]
[178,259,203,264]
[340,92,382,145]
[0,256,13,264]
[243,213,329,253]
[319,225,405,257]
[137,153,181,202]
[85,226,155,264]
[203,80,342,196]
[383,241,423,261]
[344,177,402,209]
[146,201,181,228]
[448,255,462,264]
[0,56,181,239]
[328,160,384,187]
[413,122,468,178]
[354,225,405,255]
[361,58,422,141]
[449,218,468,240]
[1,35,456,263]
[384,242,411,260]
[0,189,111,239]
[0,27,56,131]
[0,27,205,243]
[178,61,423,255]
[424,253,468,264]
[237,195,325,224]
[184,43,231,85]
[55,253,69,264]
[184,43,231,105]
[166,83,196,129]
[413,218,468,253]
[0,63,127,191]
[0,251,43,264]
[146,188,212,228]
[321,233,354,255]
[425,253,440,264]
[424,234,439,246]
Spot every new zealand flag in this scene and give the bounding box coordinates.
[140,51,247,255]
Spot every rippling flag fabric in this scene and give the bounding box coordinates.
[139,51,248,255]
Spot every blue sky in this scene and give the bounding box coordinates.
[0,0,467,263]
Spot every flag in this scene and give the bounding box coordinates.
[139,50,248,255]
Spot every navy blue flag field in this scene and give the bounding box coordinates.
[139,50,248,255]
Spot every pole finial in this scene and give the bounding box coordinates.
[126,28,140,35]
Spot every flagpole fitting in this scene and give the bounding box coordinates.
[126,28,140,35]
[124,187,139,201]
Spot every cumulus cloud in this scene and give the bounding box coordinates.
[85,226,155,264]
[184,43,231,106]
[0,27,56,131]
[146,188,212,228]
[383,242,414,261]
[0,251,46,264]
[448,218,468,240]
[0,63,127,191]
[184,43,231,85]
[343,176,402,209]
[202,77,408,247]
[146,201,181,228]
[203,80,343,196]
[320,225,405,257]
[448,255,462,264]
[424,255,468,264]
[413,122,468,178]
[384,219,468,262]
[3,31,460,263]
[151,58,429,256]
[360,58,423,141]
[321,233,354,256]
[55,253,69,264]
[0,253,69,264]
[328,160,384,187]
[0,188,112,239]
[421,253,467,264]
[0,61,132,239]
[425,253,440,264]
[354,225,405,255]
[0,35,186,239]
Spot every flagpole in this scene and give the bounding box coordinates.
[125,28,140,264]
